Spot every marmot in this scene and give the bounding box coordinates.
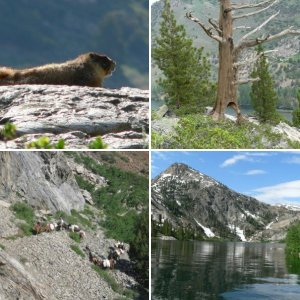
[0,52,116,87]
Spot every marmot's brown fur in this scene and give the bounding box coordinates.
[0,52,116,87]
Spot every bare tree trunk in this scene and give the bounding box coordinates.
[210,0,241,121]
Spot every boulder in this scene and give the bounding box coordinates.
[0,85,149,149]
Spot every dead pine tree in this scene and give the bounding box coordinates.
[186,0,300,122]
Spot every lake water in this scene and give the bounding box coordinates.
[152,240,300,300]
[152,100,293,122]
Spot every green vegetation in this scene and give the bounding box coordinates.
[128,211,149,287]
[286,222,300,257]
[92,265,137,299]
[292,90,300,127]
[26,137,65,149]
[250,45,280,124]
[70,244,85,258]
[152,114,293,149]
[88,137,108,149]
[11,202,35,236]
[152,0,215,114]
[0,122,17,143]
[0,243,5,250]
[70,152,148,288]
[69,232,81,243]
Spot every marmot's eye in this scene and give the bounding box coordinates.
[101,60,110,69]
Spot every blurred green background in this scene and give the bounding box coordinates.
[0,0,149,89]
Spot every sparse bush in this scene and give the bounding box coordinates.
[11,202,35,236]
[69,232,81,243]
[0,244,5,250]
[26,136,65,149]
[70,245,85,257]
[88,137,107,149]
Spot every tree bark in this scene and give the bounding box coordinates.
[210,0,241,122]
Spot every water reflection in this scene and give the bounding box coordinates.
[152,240,300,300]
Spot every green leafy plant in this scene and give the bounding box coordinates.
[88,137,108,149]
[26,136,65,149]
[70,244,85,257]
[69,232,81,243]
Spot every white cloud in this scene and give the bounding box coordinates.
[220,154,248,167]
[244,169,266,175]
[220,152,272,168]
[252,180,300,205]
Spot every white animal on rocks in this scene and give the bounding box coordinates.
[69,224,80,232]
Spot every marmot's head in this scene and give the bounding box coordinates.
[88,52,116,76]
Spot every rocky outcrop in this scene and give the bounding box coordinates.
[0,85,149,149]
[0,152,85,213]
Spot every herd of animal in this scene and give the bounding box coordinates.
[33,218,86,239]
[86,241,126,270]
[33,218,126,270]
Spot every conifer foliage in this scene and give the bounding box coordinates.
[152,0,215,114]
[250,45,279,123]
[292,90,300,127]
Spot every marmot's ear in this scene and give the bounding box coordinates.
[89,53,97,59]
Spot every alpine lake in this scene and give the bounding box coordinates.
[152,239,300,300]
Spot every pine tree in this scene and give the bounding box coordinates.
[250,45,280,123]
[152,0,215,114]
[292,89,300,127]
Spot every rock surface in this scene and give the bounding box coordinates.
[0,152,85,213]
[0,85,149,149]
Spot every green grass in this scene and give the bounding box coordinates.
[69,232,81,243]
[11,202,35,236]
[70,245,85,258]
[0,243,5,250]
[92,265,137,299]
[152,114,299,149]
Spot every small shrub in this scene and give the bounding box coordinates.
[88,137,108,149]
[18,223,34,236]
[69,232,81,243]
[70,245,85,258]
[11,202,35,227]
[0,243,5,250]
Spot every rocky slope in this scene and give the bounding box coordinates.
[0,85,149,149]
[152,163,300,241]
[0,151,149,299]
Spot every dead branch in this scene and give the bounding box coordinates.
[208,18,222,35]
[233,0,278,20]
[235,78,260,85]
[231,0,275,11]
[186,12,223,43]
[235,27,300,52]
[234,50,278,67]
[239,11,280,42]
[234,26,252,30]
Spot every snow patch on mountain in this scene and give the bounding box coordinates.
[194,218,215,238]
[228,224,247,242]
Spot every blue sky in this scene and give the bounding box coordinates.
[151,151,300,206]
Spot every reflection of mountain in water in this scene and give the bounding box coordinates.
[152,240,299,300]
